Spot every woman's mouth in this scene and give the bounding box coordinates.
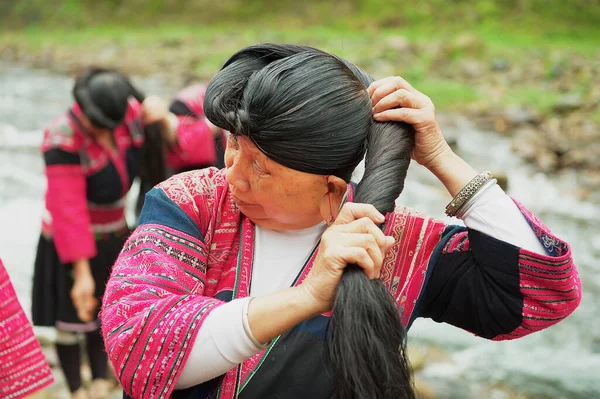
[233,195,254,206]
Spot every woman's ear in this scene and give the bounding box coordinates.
[327,175,347,199]
[318,175,348,224]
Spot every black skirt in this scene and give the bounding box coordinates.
[31,231,128,332]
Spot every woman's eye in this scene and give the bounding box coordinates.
[253,161,267,174]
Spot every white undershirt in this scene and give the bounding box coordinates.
[175,184,546,389]
[250,221,326,296]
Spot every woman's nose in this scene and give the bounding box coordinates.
[225,158,251,193]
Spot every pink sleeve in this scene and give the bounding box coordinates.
[382,207,448,326]
[166,116,217,170]
[44,151,96,263]
[395,199,581,340]
[491,199,582,340]
[101,170,225,398]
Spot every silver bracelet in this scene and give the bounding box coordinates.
[455,178,498,219]
[445,171,494,217]
[242,297,271,349]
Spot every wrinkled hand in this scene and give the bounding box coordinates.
[300,203,396,314]
[70,271,97,323]
[142,95,170,126]
[368,76,452,169]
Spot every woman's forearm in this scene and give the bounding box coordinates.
[165,112,180,145]
[177,287,322,389]
[177,287,324,389]
[426,147,546,253]
[425,148,478,197]
[73,258,92,278]
[248,286,321,344]
[176,298,261,389]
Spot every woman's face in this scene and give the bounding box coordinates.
[79,112,111,137]
[225,135,336,230]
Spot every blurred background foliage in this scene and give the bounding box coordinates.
[2,0,600,32]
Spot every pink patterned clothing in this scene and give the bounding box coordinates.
[102,168,582,399]
[33,98,215,331]
[40,98,215,263]
[41,100,145,263]
[0,259,54,398]
[167,84,226,172]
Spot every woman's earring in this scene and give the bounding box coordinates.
[326,175,335,225]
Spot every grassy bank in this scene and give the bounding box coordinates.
[1,22,598,113]
[2,1,599,113]
[1,1,599,195]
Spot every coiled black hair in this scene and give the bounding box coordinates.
[204,44,415,398]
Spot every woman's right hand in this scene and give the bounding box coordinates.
[300,203,396,314]
[71,259,97,323]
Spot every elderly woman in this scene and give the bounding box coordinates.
[101,44,581,399]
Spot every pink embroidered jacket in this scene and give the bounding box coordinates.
[102,168,581,399]
[41,99,214,264]
[166,84,226,172]
[0,259,54,398]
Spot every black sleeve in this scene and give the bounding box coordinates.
[43,148,81,166]
[415,228,523,339]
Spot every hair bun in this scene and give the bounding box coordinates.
[73,67,144,130]
[224,109,250,135]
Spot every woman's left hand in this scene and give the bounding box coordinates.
[142,95,179,144]
[142,96,170,125]
[367,76,452,169]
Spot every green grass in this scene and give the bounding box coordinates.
[592,109,600,125]
[1,10,598,116]
[7,19,599,52]
[505,87,559,116]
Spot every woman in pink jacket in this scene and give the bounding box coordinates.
[1,258,53,398]
[135,83,226,217]
[31,67,215,399]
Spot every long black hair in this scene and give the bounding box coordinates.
[72,67,168,216]
[204,44,415,398]
[135,121,167,216]
[73,67,145,130]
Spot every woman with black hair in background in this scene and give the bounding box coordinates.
[102,45,581,399]
[167,83,226,173]
[31,67,213,399]
[135,83,225,217]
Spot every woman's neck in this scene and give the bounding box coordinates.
[94,129,117,151]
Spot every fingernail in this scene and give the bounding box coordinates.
[387,236,396,247]
[376,213,385,222]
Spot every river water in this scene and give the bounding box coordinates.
[0,62,598,398]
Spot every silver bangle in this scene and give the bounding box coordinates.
[445,171,494,217]
[455,178,498,219]
[242,297,271,349]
